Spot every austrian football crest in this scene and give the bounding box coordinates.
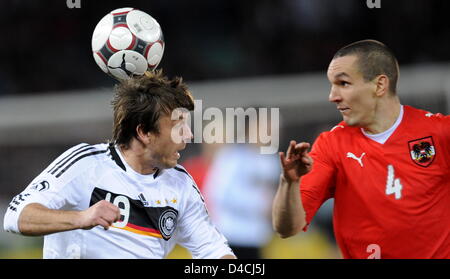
[408,136,436,167]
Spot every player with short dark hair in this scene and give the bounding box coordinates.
[333,40,399,94]
[4,71,236,259]
[272,40,450,259]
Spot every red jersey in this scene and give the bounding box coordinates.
[300,105,450,259]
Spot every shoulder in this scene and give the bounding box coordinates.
[403,105,450,137]
[165,164,202,198]
[45,142,110,181]
[315,121,358,143]
[165,164,196,187]
[404,105,448,122]
[307,122,361,164]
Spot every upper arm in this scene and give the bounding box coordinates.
[439,113,450,156]
[3,170,87,234]
[4,144,94,233]
[428,113,450,169]
[300,133,337,229]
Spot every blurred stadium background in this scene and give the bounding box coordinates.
[1,0,449,258]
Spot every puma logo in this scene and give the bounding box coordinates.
[347,152,366,167]
[108,53,133,76]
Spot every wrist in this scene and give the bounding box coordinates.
[280,174,299,186]
[71,210,85,230]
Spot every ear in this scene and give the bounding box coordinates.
[136,124,153,145]
[375,75,389,97]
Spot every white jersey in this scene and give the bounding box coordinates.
[3,143,234,259]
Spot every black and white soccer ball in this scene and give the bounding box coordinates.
[91,7,164,80]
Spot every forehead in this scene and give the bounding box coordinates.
[327,55,361,80]
[160,110,190,124]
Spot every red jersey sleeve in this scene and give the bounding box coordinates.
[300,131,337,231]
[429,112,450,168]
[437,113,450,156]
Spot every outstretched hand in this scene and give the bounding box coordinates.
[279,140,313,183]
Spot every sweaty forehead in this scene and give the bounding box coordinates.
[327,55,360,80]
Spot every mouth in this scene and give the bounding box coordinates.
[337,107,350,113]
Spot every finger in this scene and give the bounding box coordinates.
[114,207,121,222]
[115,211,122,222]
[301,154,313,165]
[104,209,120,224]
[295,142,311,156]
[105,203,121,218]
[101,202,122,224]
[286,140,297,160]
[279,152,286,167]
[97,218,111,230]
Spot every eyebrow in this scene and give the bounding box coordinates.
[334,72,350,79]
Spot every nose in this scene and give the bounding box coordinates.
[182,123,194,143]
[328,86,342,103]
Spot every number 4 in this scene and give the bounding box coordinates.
[386,165,402,200]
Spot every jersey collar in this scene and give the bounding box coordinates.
[361,105,404,144]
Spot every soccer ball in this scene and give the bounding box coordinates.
[91,7,164,80]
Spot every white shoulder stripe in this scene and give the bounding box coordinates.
[330,125,345,132]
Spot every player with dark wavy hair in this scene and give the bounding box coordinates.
[273,40,450,259]
[4,71,235,259]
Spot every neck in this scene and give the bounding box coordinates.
[363,97,401,135]
[119,140,158,175]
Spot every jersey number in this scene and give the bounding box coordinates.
[105,193,130,228]
[366,244,381,259]
[385,165,402,200]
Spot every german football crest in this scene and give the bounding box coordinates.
[408,136,436,167]
[158,208,178,240]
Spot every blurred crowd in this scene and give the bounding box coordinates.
[1,0,450,95]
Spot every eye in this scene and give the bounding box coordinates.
[340,81,350,87]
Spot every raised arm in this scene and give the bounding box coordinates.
[272,140,313,238]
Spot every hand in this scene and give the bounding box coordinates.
[77,200,121,230]
[279,140,313,184]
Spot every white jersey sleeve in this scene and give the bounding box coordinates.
[3,143,97,234]
[176,182,234,259]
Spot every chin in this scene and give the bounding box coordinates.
[344,120,356,126]
[343,117,359,127]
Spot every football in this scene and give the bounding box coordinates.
[91,7,164,80]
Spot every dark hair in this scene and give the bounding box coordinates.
[111,70,195,147]
[333,39,399,94]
